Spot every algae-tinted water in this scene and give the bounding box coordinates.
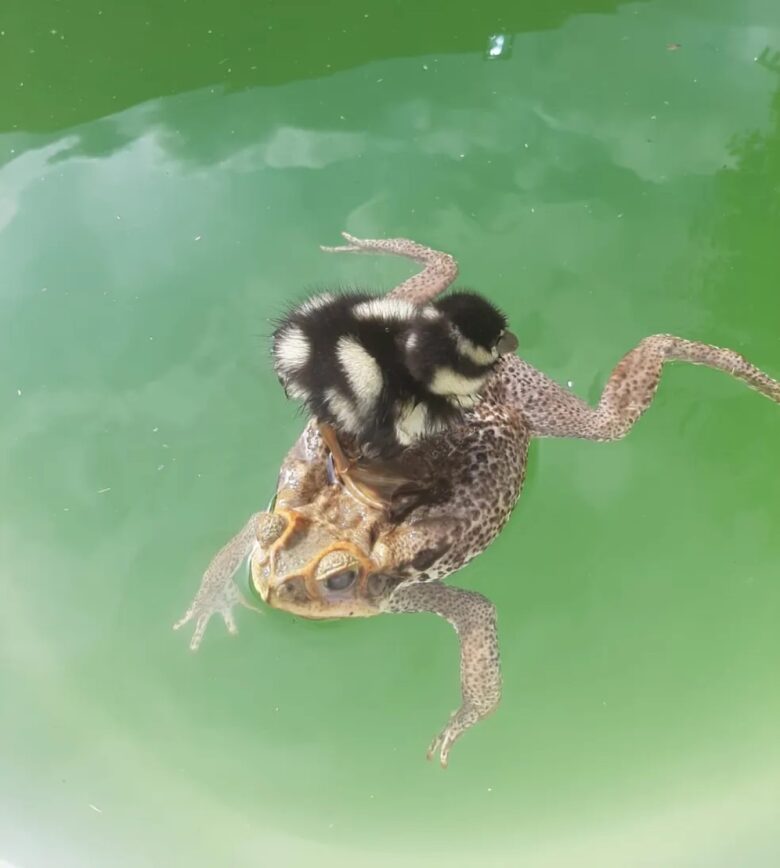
[1,1,779,865]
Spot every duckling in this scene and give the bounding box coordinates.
[272,289,517,458]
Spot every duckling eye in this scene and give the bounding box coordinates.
[324,569,357,591]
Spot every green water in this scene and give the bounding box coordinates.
[2,0,780,865]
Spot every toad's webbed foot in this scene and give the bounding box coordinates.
[426,705,486,767]
[382,580,501,767]
[173,513,264,651]
[320,231,458,305]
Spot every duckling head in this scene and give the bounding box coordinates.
[434,291,518,363]
[403,292,517,403]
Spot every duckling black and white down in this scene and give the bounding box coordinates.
[272,290,518,458]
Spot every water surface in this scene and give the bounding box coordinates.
[1,1,779,865]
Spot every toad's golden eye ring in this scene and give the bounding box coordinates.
[262,507,374,601]
[314,549,360,594]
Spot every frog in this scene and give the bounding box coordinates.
[174,232,780,767]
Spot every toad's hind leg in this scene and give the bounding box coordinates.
[382,581,500,768]
[512,335,780,440]
[320,232,458,305]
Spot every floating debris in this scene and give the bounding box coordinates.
[486,33,513,60]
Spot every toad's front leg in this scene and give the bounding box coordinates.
[382,580,501,767]
[173,513,264,650]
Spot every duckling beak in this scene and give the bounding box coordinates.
[497,330,519,354]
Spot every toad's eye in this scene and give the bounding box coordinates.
[324,569,357,592]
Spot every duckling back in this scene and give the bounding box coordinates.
[273,293,456,455]
[272,290,516,457]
